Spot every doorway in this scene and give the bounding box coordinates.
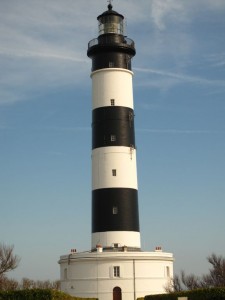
[113,286,122,300]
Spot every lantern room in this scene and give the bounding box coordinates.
[98,4,124,35]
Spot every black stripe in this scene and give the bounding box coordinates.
[87,34,135,71]
[90,52,132,71]
[92,106,135,149]
[92,188,139,233]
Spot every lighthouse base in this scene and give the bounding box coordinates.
[58,248,174,300]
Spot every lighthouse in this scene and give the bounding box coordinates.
[88,2,140,251]
[59,4,174,300]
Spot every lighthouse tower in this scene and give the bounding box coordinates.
[59,4,174,300]
[88,2,140,252]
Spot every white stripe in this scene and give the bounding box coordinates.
[92,146,138,190]
[91,68,134,109]
[92,231,141,249]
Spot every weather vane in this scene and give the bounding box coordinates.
[107,0,113,6]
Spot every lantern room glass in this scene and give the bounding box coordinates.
[98,15,124,35]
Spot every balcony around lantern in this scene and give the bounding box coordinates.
[88,35,135,50]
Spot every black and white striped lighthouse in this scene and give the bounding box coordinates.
[87,3,141,251]
[59,5,174,297]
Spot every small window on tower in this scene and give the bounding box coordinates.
[113,266,120,277]
[112,169,117,176]
[110,99,115,106]
[111,134,116,142]
[64,268,67,279]
[109,61,114,67]
[166,266,170,277]
[113,206,118,214]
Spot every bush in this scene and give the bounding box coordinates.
[144,287,225,300]
[0,289,51,300]
[0,289,98,300]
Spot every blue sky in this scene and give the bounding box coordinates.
[1,0,225,281]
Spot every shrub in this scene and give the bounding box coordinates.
[144,287,225,300]
[0,289,98,300]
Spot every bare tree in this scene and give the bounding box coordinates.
[20,278,60,290]
[0,243,20,276]
[164,274,183,293]
[21,277,36,289]
[52,280,60,290]
[166,253,225,293]
[0,275,19,291]
[35,279,60,290]
[181,270,201,290]
[165,271,201,292]
[201,253,225,287]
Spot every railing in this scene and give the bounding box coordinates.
[91,246,141,252]
[88,37,135,49]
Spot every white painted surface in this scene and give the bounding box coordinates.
[92,146,138,190]
[91,68,134,109]
[59,250,174,300]
[92,231,141,249]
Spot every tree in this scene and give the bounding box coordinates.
[0,243,20,276]
[202,253,225,287]
[165,271,202,292]
[21,277,36,289]
[180,270,202,290]
[164,274,183,293]
[20,278,60,290]
[0,275,19,291]
[166,253,225,292]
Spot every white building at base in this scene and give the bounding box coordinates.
[59,247,173,300]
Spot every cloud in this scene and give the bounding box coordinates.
[150,0,189,30]
[0,47,87,63]
[137,128,225,135]
[204,0,225,10]
[0,0,224,105]
[0,0,98,105]
[45,126,91,132]
[134,67,225,88]
[204,53,225,68]
[148,0,225,31]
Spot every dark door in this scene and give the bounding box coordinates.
[113,286,122,300]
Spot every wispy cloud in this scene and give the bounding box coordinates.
[150,0,189,30]
[46,151,65,156]
[0,0,225,105]
[204,53,225,68]
[149,0,225,31]
[205,0,225,10]
[135,67,225,87]
[0,0,97,105]
[46,126,91,132]
[0,47,88,63]
[137,128,225,134]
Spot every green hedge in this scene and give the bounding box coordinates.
[144,287,225,300]
[0,289,98,300]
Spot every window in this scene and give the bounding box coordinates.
[111,99,115,106]
[113,206,118,214]
[114,266,120,277]
[166,266,170,277]
[109,61,114,67]
[64,268,67,279]
[112,169,117,176]
[111,134,116,142]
